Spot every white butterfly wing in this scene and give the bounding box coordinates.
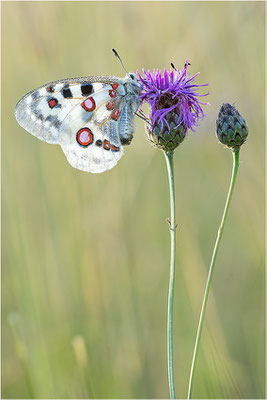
[15,77,119,144]
[61,118,123,174]
[15,76,139,173]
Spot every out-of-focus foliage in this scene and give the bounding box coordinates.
[2,2,264,399]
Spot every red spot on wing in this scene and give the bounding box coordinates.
[111,108,120,121]
[103,140,111,150]
[112,84,119,90]
[109,89,116,98]
[111,144,120,152]
[76,128,94,147]
[47,86,54,93]
[48,98,58,108]
[106,100,115,110]
[81,97,96,112]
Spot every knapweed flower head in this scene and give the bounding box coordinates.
[216,103,248,151]
[137,61,209,151]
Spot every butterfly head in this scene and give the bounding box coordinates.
[123,72,142,94]
[124,72,139,84]
[128,72,138,81]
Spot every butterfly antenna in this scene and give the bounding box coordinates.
[171,62,191,71]
[112,49,129,75]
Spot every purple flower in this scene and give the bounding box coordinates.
[137,61,209,134]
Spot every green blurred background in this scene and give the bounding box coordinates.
[2,2,265,399]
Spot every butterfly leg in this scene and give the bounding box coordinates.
[134,111,151,125]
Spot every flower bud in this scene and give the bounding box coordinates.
[216,103,248,150]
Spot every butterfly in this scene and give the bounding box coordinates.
[14,72,143,173]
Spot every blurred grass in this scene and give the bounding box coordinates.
[2,2,265,399]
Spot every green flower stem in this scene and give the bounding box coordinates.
[187,149,240,399]
[164,150,177,400]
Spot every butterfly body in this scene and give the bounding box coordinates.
[15,74,142,173]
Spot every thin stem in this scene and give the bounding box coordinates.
[187,149,240,399]
[164,150,177,400]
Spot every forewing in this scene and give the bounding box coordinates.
[14,76,120,145]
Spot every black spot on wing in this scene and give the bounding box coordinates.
[61,84,73,98]
[33,109,44,121]
[95,139,103,147]
[81,83,93,96]
[45,115,62,129]
[31,91,40,100]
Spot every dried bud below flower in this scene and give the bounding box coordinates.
[216,103,248,150]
